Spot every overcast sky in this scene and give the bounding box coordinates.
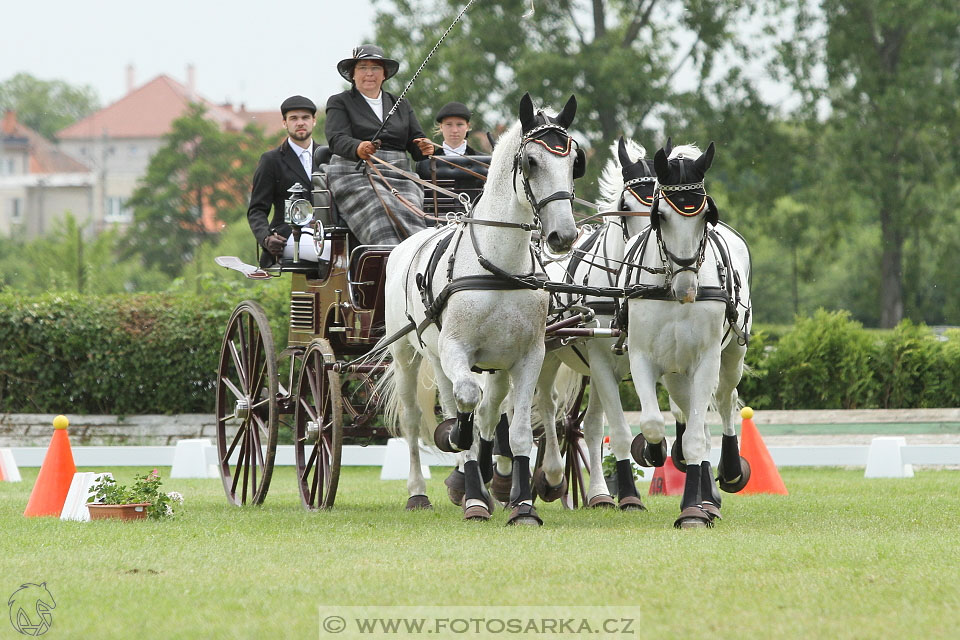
[3,0,378,112]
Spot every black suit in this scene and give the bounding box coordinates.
[247,140,317,267]
[325,88,428,161]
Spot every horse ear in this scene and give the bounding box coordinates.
[654,148,669,181]
[663,136,673,158]
[617,136,631,168]
[519,93,535,132]
[557,95,577,129]
[696,141,716,173]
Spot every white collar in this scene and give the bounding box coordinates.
[287,138,312,156]
[442,141,468,156]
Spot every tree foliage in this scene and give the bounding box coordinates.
[0,73,100,139]
[120,103,270,277]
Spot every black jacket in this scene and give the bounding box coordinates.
[247,140,317,266]
[325,87,428,161]
[437,144,481,156]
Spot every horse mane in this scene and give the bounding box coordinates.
[668,143,702,160]
[598,138,646,209]
[476,120,523,211]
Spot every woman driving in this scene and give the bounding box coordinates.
[324,44,434,245]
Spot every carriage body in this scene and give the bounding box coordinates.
[213,149,493,510]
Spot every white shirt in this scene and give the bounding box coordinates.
[287,138,314,177]
[442,141,468,156]
[361,91,384,121]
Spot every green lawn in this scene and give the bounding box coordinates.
[2,466,959,639]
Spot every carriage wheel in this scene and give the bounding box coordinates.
[294,340,343,510]
[533,377,590,509]
[215,301,279,506]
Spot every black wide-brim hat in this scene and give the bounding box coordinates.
[435,101,471,123]
[337,44,400,82]
[280,95,317,117]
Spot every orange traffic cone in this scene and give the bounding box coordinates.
[648,456,685,496]
[24,415,77,517]
[738,407,788,495]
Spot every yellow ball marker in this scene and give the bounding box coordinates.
[740,407,754,420]
[52,415,69,430]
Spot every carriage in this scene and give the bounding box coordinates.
[213,147,597,511]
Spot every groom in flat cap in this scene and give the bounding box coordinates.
[247,95,322,267]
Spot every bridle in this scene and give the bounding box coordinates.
[512,122,581,219]
[651,180,710,278]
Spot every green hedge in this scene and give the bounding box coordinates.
[0,279,289,415]
[1,293,957,414]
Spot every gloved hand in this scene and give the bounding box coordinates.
[356,141,377,160]
[414,138,435,156]
[264,233,286,257]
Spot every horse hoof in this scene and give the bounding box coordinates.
[463,503,491,521]
[491,470,513,504]
[718,456,751,493]
[700,501,722,521]
[618,495,647,512]
[631,434,667,467]
[670,438,688,472]
[673,506,713,529]
[405,495,432,511]
[444,469,465,506]
[533,468,567,502]
[433,418,457,453]
[507,503,543,527]
[587,494,616,509]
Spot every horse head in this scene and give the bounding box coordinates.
[514,93,581,254]
[617,136,657,238]
[651,140,717,303]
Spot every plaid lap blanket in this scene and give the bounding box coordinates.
[326,150,427,245]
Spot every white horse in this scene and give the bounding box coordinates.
[619,140,752,528]
[382,93,581,525]
[528,137,657,509]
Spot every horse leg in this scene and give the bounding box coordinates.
[390,341,430,510]
[435,344,480,453]
[476,371,511,485]
[581,387,614,507]
[671,355,720,529]
[716,342,751,493]
[491,412,513,504]
[626,355,667,464]
[668,395,688,472]
[506,347,546,526]
[586,344,643,510]
[532,352,567,503]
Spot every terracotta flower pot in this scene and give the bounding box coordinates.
[87,503,151,520]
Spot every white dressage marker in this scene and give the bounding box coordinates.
[0,447,21,482]
[170,438,219,478]
[864,436,914,478]
[60,472,114,522]
[380,438,432,481]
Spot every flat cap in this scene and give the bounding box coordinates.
[280,95,317,117]
[435,101,472,123]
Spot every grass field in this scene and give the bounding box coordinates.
[2,466,959,639]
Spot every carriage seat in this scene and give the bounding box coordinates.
[348,245,392,312]
[414,155,491,216]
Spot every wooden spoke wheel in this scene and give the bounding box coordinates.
[340,371,381,427]
[533,377,590,509]
[294,340,343,510]
[215,301,279,506]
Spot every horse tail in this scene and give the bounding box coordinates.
[553,364,584,423]
[377,348,437,445]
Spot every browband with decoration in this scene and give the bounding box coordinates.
[657,181,707,217]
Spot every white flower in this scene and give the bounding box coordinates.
[164,504,174,517]
[166,491,184,504]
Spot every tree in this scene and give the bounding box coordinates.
[373,0,762,188]
[795,0,960,327]
[120,104,271,277]
[0,73,99,139]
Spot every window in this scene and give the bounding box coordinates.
[10,198,23,224]
[105,196,132,223]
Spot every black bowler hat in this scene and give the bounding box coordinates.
[337,44,400,82]
[280,95,317,117]
[435,101,472,123]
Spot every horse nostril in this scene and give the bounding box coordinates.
[547,230,573,252]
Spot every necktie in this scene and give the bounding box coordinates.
[300,148,311,177]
